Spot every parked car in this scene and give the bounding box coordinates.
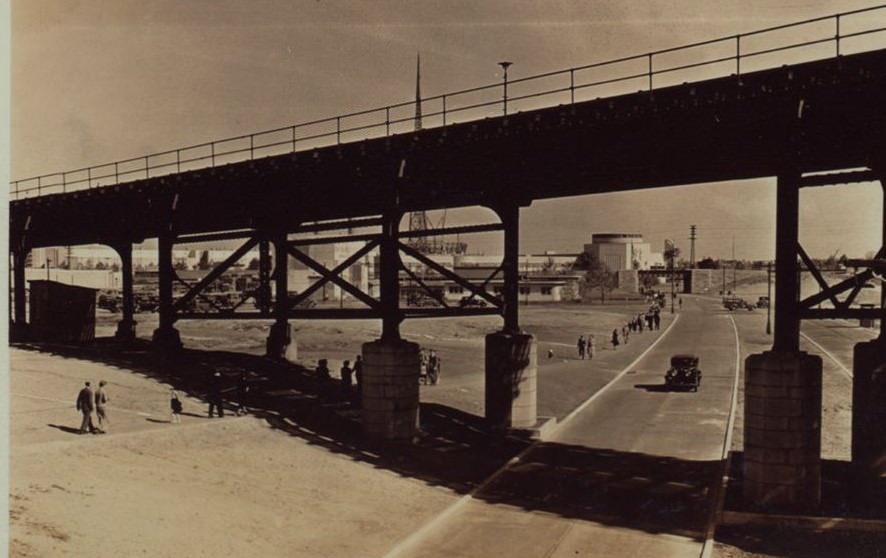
[459,296,487,307]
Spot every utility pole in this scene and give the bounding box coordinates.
[732,235,736,294]
[689,225,697,268]
[498,61,513,116]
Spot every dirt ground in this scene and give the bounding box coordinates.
[9,295,880,558]
[9,301,662,558]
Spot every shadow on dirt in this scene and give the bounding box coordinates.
[12,338,741,541]
[47,423,85,435]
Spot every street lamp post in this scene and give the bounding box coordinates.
[670,260,675,314]
[498,61,513,116]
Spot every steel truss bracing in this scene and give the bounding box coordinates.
[786,169,885,327]
[798,246,885,320]
[161,218,508,325]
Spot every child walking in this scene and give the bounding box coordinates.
[170,389,183,423]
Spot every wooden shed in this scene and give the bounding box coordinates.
[28,280,98,342]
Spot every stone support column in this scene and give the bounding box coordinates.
[743,351,822,509]
[113,242,137,341]
[743,174,821,510]
[484,203,538,431]
[485,331,538,431]
[361,339,420,441]
[266,234,297,361]
[361,210,420,441]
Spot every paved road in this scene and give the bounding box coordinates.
[388,295,740,558]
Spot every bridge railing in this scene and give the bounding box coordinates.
[11,4,886,200]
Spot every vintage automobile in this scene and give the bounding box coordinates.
[665,354,702,391]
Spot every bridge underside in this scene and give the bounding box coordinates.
[9,49,886,510]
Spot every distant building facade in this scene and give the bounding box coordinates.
[583,233,663,271]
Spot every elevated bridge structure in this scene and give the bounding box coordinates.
[10,6,886,511]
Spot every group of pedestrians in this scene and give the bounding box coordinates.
[576,335,597,360]
[315,355,363,404]
[75,380,110,434]
[74,369,254,433]
[420,349,442,385]
[206,371,251,418]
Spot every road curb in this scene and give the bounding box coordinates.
[719,510,886,533]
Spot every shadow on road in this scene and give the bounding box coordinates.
[633,383,671,392]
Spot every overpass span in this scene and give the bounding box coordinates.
[9,7,886,512]
[10,48,886,248]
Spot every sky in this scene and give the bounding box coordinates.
[8,0,886,260]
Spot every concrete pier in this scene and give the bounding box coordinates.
[485,331,538,432]
[151,326,182,356]
[115,319,137,342]
[266,322,298,362]
[361,339,421,442]
[743,350,822,510]
[851,338,886,495]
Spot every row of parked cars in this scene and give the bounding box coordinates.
[722,295,769,311]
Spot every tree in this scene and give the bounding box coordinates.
[664,246,681,268]
[197,250,211,270]
[247,257,260,271]
[640,273,658,292]
[572,251,594,270]
[582,256,615,304]
[698,257,719,269]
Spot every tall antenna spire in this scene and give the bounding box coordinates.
[414,52,423,131]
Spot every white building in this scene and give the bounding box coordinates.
[583,233,664,271]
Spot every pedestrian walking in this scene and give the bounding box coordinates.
[427,349,441,385]
[94,380,110,433]
[622,325,629,344]
[419,349,429,385]
[353,355,364,406]
[207,371,225,418]
[654,310,661,330]
[340,360,353,395]
[679,297,683,309]
[316,359,332,399]
[588,334,596,359]
[353,355,363,387]
[75,381,97,434]
[611,329,620,350]
[170,389,183,423]
[577,335,587,359]
[236,373,249,416]
[638,314,644,332]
